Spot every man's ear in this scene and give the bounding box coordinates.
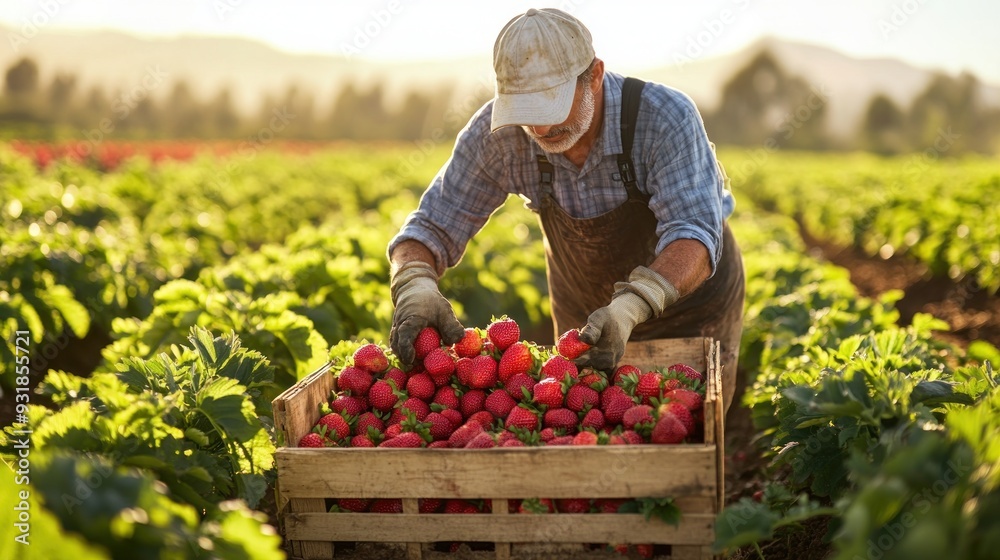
[590,58,605,92]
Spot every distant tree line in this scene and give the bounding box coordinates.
[2,53,998,155]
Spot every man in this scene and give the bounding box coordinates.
[387,8,745,413]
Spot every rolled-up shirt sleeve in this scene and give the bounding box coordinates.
[641,89,727,277]
[388,104,509,275]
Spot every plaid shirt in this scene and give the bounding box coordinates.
[389,71,735,276]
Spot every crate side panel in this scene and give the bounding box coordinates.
[620,337,709,372]
[272,363,336,447]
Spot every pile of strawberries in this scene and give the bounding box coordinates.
[298,317,705,450]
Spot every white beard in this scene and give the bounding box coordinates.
[523,85,595,154]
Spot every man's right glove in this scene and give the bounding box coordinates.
[576,266,679,372]
[389,261,466,367]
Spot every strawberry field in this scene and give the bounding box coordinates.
[2,141,999,560]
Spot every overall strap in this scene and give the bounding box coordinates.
[536,154,555,209]
[618,77,646,198]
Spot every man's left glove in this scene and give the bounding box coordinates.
[576,266,679,372]
[389,261,466,367]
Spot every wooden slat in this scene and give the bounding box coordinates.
[493,499,511,560]
[288,498,333,559]
[620,337,709,372]
[672,545,713,560]
[276,445,717,499]
[710,340,725,514]
[401,499,422,560]
[272,362,336,446]
[285,512,716,545]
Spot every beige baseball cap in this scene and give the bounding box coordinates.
[490,8,595,132]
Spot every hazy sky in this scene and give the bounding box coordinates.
[2,0,998,83]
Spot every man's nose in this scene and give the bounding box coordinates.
[529,125,552,137]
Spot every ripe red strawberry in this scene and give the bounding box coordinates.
[659,401,696,434]
[518,498,555,513]
[485,389,517,419]
[399,397,430,421]
[504,373,536,402]
[379,432,426,448]
[448,422,484,448]
[498,342,533,382]
[465,431,497,448]
[370,499,403,513]
[635,372,664,404]
[556,498,591,513]
[580,408,605,431]
[539,427,559,442]
[579,367,607,390]
[467,410,496,428]
[636,544,654,558]
[316,413,350,441]
[405,373,436,401]
[336,366,373,396]
[427,440,449,448]
[440,408,463,428]
[330,394,367,417]
[543,408,578,431]
[572,431,599,445]
[621,430,644,445]
[349,434,376,447]
[486,317,520,351]
[368,380,398,412]
[556,329,591,360]
[453,328,484,358]
[540,355,578,383]
[444,499,472,514]
[622,405,655,431]
[425,412,454,441]
[298,432,327,447]
[667,363,704,383]
[432,385,461,410]
[419,498,442,513]
[413,327,441,359]
[650,412,688,444]
[353,343,388,373]
[383,367,408,389]
[532,377,564,408]
[613,364,641,385]
[600,386,636,425]
[468,354,499,389]
[566,384,599,412]
[547,435,575,446]
[663,388,704,412]
[505,405,539,431]
[385,423,403,438]
[460,389,487,418]
[502,438,526,447]
[338,498,371,512]
[608,434,626,445]
[354,412,384,436]
[423,347,456,378]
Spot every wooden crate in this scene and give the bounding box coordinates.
[272,337,724,560]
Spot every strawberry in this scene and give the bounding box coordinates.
[405,373,436,401]
[547,435,575,446]
[425,412,454,441]
[667,362,704,383]
[566,384,599,412]
[336,366,373,396]
[539,428,559,442]
[440,408,463,428]
[383,367,408,389]
[663,388,704,412]
[423,347,456,378]
[496,430,518,444]
[485,389,517,419]
[498,342,533,382]
[385,423,403,438]
[379,432,426,448]
[571,431,599,445]
[427,440,450,448]
[622,405,655,431]
[518,498,555,514]
[613,364,641,385]
[419,498,443,513]
[370,499,403,513]
[600,386,636,425]
[580,408,605,431]
[636,544,654,558]
[368,379,399,412]
[659,401,695,434]
[455,357,475,386]
[352,343,388,373]
[413,327,441,360]
[579,367,607,390]
[595,498,628,514]
[502,438,526,447]
[486,317,520,351]
[465,431,497,448]
[543,408,578,431]
[453,328,484,358]
[349,434,377,447]
[504,373,536,402]
[556,329,591,360]
[448,422,484,448]
[316,413,350,441]
[399,397,430,421]
[650,411,688,444]
[354,412,384,436]
[608,434,626,445]
[432,385,461,410]
[330,394,366,417]
[467,410,496,428]
[460,389,487,418]
[298,432,327,447]
[556,498,591,513]
[444,500,471,514]
[621,430,644,445]
[337,498,371,512]
[468,354,499,389]
[505,405,540,431]
[540,355,578,383]
[635,372,664,404]
[532,377,564,408]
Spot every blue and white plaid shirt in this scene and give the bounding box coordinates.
[389,71,735,276]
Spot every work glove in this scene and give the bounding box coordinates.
[389,261,465,367]
[576,266,679,372]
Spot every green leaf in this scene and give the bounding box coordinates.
[236,473,268,509]
[42,284,91,339]
[184,427,210,447]
[196,377,259,443]
[911,380,974,406]
[714,498,781,551]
